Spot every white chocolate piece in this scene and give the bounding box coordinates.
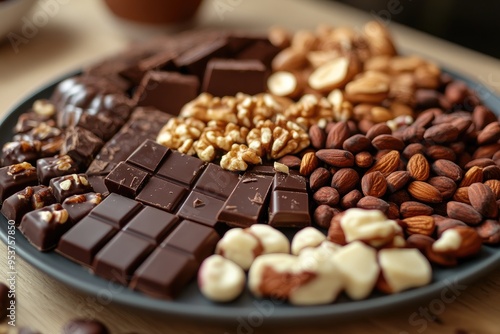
[378,248,432,293]
[291,227,326,255]
[333,241,379,300]
[340,208,401,246]
[216,228,262,270]
[432,229,462,253]
[290,246,343,305]
[248,253,297,298]
[198,255,246,302]
[247,224,290,254]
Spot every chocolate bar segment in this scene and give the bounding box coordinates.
[192,163,241,199]
[60,127,104,168]
[135,176,187,213]
[157,151,206,186]
[93,231,155,285]
[2,140,41,166]
[37,155,79,185]
[123,206,178,245]
[104,162,149,198]
[177,191,225,228]
[49,174,93,202]
[19,204,71,251]
[217,172,274,227]
[130,247,197,299]
[91,193,143,229]
[160,220,219,263]
[57,216,118,266]
[203,59,267,96]
[126,139,169,173]
[134,71,199,116]
[119,51,177,85]
[62,192,102,223]
[0,162,38,203]
[1,185,56,223]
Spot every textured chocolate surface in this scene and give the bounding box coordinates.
[36,155,79,185]
[60,127,104,168]
[2,140,41,166]
[104,162,149,198]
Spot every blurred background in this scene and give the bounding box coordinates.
[333,0,500,59]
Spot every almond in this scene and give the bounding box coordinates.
[331,168,359,196]
[400,201,433,218]
[431,159,463,182]
[366,150,400,176]
[402,216,435,236]
[477,121,500,145]
[309,124,326,149]
[428,176,457,199]
[309,167,331,191]
[340,189,363,209]
[423,124,459,143]
[483,165,500,181]
[403,143,426,160]
[355,151,374,168]
[371,134,405,151]
[468,182,498,218]
[447,201,483,225]
[485,179,500,199]
[361,171,387,197]
[313,205,338,229]
[308,57,354,92]
[401,126,425,143]
[473,143,500,159]
[459,166,483,187]
[357,196,390,213]
[326,122,350,149]
[272,47,307,71]
[435,218,467,237]
[343,134,371,153]
[452,227,482,258]
[366,123,392,140]
[472,105,497,130]
[452,187,471,204]
[475,219,500,244]
[407,153,430,181]
[412,108,437,128]
[425,146,456,162]
[313,187,340,206]
[386,171,410,193]
[278,155,302,169]
[315,149,354,167]
[299,152,319,176]
[328,215,347,245]
[387,202,400,220]
[408,181,443,203]
[464,158,496,170]
[387,189,412,206]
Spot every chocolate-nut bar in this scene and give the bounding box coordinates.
[19,203,71,251]
[62,192,102,224]
[2,140,41,166]
[0,162,38,203]
[1,185,56,223]
[37,155,79,185]
[49,174,93,203]
[60,127,104,168]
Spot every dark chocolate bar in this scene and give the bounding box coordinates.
[37,155,79,185]
[0,162,38,203]
[49,174,93,203]
[1,185,56,223]
[60,127,104,168]
[2,140,41,166]
[62,192,102,224]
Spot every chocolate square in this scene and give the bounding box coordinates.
[62,192,102,224]
[157,151,206,187]
[90,193,143,229]
[126,139,169,173]
[0,163,38,203]
[123,206,178,245]
[268,190,311,228]
[49,173,93,203]
[193,163,241,199]
[104,162,149,198]
[177,191,224,228]
[36,155,79,185]
[136,177,187,213]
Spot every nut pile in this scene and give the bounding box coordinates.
[267,22,441,126]
[198,215,432,304]
[284,101,500,266]
[157,93,310,171]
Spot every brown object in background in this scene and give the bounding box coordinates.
[103,0,203,25]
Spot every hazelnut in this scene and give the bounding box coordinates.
[291,227,326,255]
[215,228,263,270]
[198,255,245,302]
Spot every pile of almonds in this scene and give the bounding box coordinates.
[279,95,500,267]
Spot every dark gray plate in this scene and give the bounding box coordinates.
[1,69,500,324]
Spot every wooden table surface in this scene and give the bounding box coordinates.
[1,0,500,333]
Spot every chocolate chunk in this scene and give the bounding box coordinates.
[13,122,62,143]
[130,247,197,299]
[61,319,110,334]
[15,111,55,134]
[19,204,72,251]
[236,40,280,68]
[123,206,178,245]
[61,127,104,168]
[273,171,307,192]
[87,175,109,197]
[203,59,267,96]
[119,51,177,85]
[76,112,124,141]
[49,174,93,202]
[227,33,269,53]
[193,163,241,199]
[161,220,219,263]
[2,140,41,166]
[217,172,274,227]
[269,190,311,228]
[178,191,224,228]
[0,162,38,203]
[0,282,11,321]
[37,155,79,185]
[126,139,169,173]
[57,216,118,266]
[91,193,143,229]
[247,164,276,175]
[135,176,187,213]
[134,71,199,115]
[87,107,171,177]
[157,150,206,186]
[1,185,56,223]
[104,162,149,198]
[62,192,102,223]
[174,38,230,80]
[93,232,155,285]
